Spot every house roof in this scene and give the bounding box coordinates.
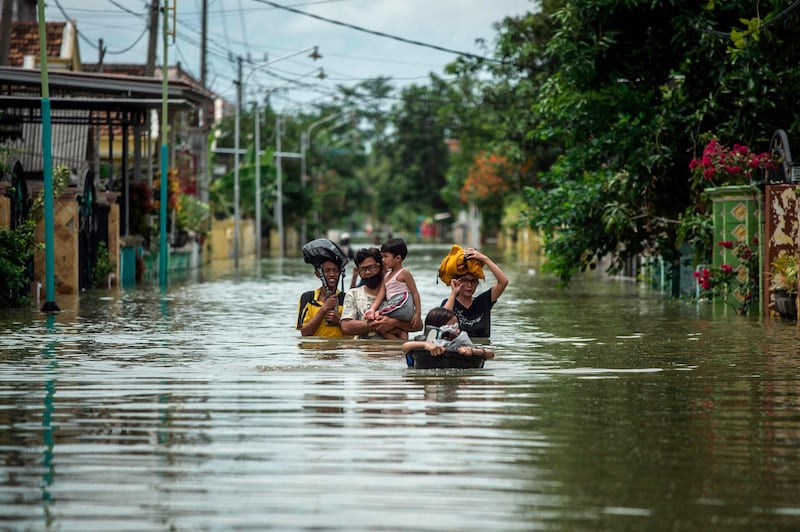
[2,19,216,125]
[0,66,212,106]
[8,21,79,69]
[80,63,217,102]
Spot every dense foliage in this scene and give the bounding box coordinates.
[208,0,800,287]
[489,0,800,283]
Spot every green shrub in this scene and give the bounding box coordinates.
[0,221,35,307]
[91,241,115,289]
[176,193,210,234]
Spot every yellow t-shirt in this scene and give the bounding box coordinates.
[296,288,345,337]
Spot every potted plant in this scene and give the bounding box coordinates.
[770,253,798,320]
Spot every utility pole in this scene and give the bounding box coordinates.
[145,0,160,77]
[37,0,59,312]
[200,0,207,87]
[97,38,105,72]
[159,0,175,288]
[0,0,14,66]
[233,55,242,268]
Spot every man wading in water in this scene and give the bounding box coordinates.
[340,247,421,339]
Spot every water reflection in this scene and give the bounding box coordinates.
[1,247,799,530]
[40,313,57,527]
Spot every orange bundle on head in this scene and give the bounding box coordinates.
[437,245,485,285]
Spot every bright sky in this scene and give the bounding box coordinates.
[44,0,534,110]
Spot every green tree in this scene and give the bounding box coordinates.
[493,0,800,284]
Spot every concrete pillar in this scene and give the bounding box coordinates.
[0,182,10,229]
[33,188,79,294]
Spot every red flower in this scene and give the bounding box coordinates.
[717,241,734,249]
[689,138,777,187]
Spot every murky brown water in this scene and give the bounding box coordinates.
[1,243,799,530]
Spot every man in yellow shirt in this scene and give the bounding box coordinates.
[296,258,345,337]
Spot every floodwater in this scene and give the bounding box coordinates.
[1,243,799,531]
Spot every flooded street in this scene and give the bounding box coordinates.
[1,244,799,530]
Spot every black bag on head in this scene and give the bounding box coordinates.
[302,238,349,271]
[302,239,350,295]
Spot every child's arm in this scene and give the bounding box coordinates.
[455,345,495,359]
[399,269,423,328]
[364,279,385,321]
[401,340,446,356]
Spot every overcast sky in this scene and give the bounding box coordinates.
[44,0,534,109]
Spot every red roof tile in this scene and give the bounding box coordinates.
[8,21,66,67]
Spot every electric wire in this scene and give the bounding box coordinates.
[704,0,800,36]
[252,0,502,64]
[106,0,145,17]
[105,25,149,55]
[51,0,150,54]
[217,0,237,64]
[237,0,251,57]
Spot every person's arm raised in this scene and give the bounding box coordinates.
[466,248,508,303]
[443,278,461,310]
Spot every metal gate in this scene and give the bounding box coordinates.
[77,172,109,290]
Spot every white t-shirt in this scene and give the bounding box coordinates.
[341,287,381,338]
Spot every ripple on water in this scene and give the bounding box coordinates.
[1,254,799,529]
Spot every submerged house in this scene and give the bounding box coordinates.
[0,14,215,296]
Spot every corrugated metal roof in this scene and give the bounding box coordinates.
[1,96,194,116]
[0,66,213,105]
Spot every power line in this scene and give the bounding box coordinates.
[704,0,800,36]
[218,0,237,61]
[51,0,149,54]
[237,0,251,56]
[253,0,502,64]
[106,25,149,55]
[106,0,146,17]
